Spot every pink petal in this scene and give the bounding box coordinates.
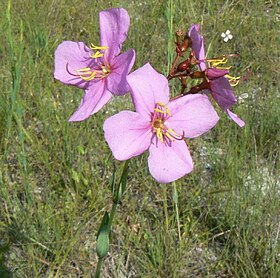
[127,63,170,121]
[103,111,151,160]
[227,109,245,127]
[206,68,229,79]
[69,81,112,122]
[54,41,94,89]
[99,8,130,61]
[148,140,193,183]
[106,49,136,96]
[188,24,206,71]
[167,94,219,138]
[210,76,236,110]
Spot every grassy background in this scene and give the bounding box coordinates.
[0,0,279,277]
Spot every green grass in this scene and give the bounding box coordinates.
[0,0,279,277]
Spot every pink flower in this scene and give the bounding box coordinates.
[188,25,244,127]
[206,68,245,127]
[54,8,135,121]
[103,64,219,183]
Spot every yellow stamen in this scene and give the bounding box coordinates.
[76,67,91,72]
[165,132,175,142]
[167,128,181,138]
[154,102,172,116]
[76,69,93,75]
[151,103,184,143]
[154,108,165,114]
[215,66,232,70]
[79,71,97,81]
[90,44,108,51]
[88,44,108,59]
[89,51,104,59]
[209,57,228,67]
[226,74,240,87]
[156,128,164,142]
[157,102,165,106]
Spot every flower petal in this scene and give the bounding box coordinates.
[167,94,219,138]
[99,8,130,61]
[210,76,236,110]
[206,68,229,79]
[106,49,136,96]
[127,63,170,120]
[188,24,206,71]
[68,81,112,122]
[227,109,245,127]
[148,140,193,183]
[103,111,151,160]
[54,41,94,89]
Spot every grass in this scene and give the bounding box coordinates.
[0,0,279,277]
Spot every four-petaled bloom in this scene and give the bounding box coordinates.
[54,8,135,121]
[103,64,219,183]
[221,30,233,42]
[188,24,244,127]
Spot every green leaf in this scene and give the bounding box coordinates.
[96,211,110,259]
[96,229,110,259]
[96,212,109,238]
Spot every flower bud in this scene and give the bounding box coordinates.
[180,35,191,52]
[176,29,184,44]
[188,80,209,94]
[190,71,205,79]
[177,59,191,72]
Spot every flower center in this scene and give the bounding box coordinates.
[153,118,164,129]
[66,44,110,81]
[151,102,184,143]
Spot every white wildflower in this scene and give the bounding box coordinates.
[221,30,233,42]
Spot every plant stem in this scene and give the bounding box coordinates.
[169,53,180,76]
[162,185,169,230]
[172,182,181,241]
[94,160,130,277]
[94,257,104,278]
[107,200,118,230]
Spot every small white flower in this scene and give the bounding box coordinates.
[221,30,233,42]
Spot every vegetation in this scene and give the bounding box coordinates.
[0,0,279,277]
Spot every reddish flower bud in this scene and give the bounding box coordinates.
[176,29,184,44]
[188,80,209,94]
[177,59,191,72]
[190,71,205,79]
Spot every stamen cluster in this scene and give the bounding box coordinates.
[151,102,183,144]
[66,45,111,81]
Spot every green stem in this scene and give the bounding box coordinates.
[94,160,130,277]
[172,182,181,241]
[94,257,104,278]
[108,160,130,229]
[162,185,169,230]
[107,200,118,230]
